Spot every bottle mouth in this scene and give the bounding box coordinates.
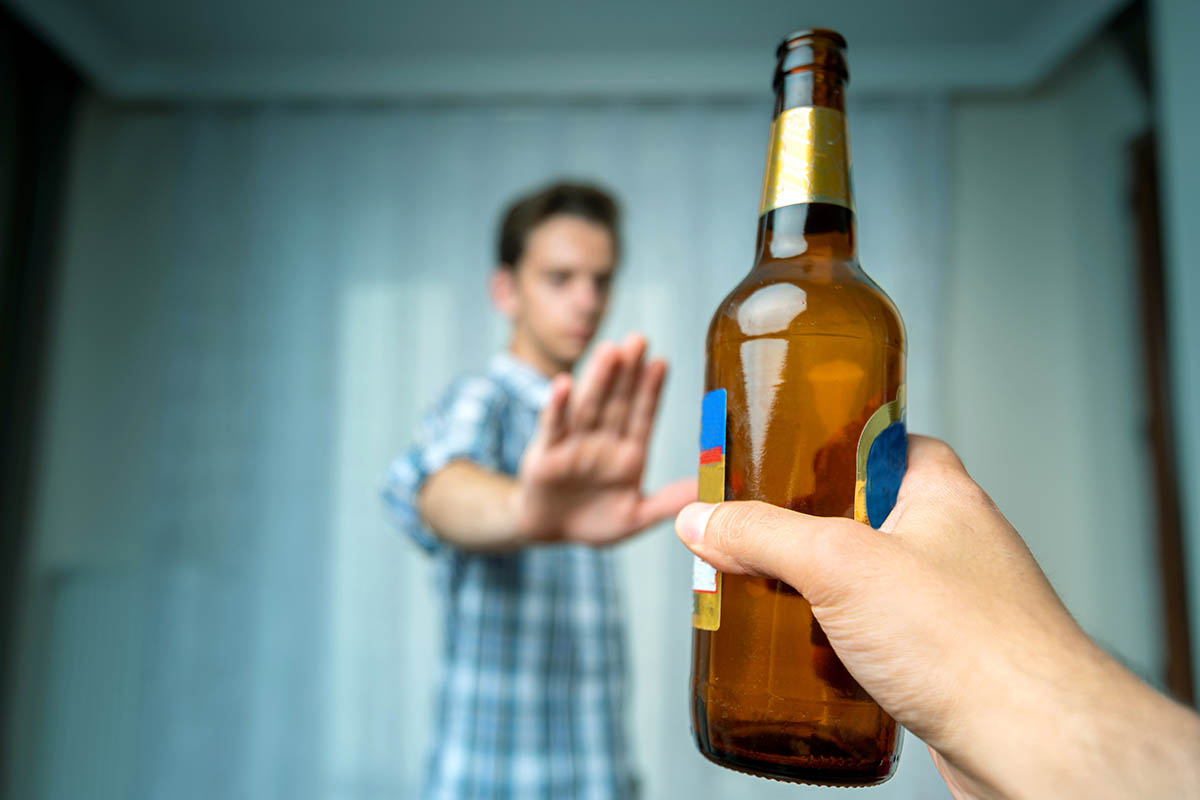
[775,28,849,85]
[779,28,848,52]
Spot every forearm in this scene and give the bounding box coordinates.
[971,641,1200,799]
[417,461,528,551]
[1059,659,1200,800]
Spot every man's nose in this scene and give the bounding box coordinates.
[572,280,603,316]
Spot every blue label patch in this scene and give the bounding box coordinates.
[865,421,907,528]
[854,386,906,528]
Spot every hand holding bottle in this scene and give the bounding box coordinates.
[676,435,1200,799]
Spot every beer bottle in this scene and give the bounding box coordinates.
[690,29,907,785]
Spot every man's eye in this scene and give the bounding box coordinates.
[547,273,570,286]
[595,276,611,293]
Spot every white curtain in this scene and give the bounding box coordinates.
[19,95,951,799]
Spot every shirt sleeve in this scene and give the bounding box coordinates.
[382,375,507,553]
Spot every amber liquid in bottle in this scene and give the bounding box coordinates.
[690,30,906,786]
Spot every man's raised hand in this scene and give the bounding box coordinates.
[513,334,696,545]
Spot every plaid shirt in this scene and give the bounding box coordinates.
[383,353,637,800]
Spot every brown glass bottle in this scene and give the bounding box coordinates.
[689,30,906,786]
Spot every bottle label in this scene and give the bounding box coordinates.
[759,106,854,216]
[855,385,907,527]
[691,386,906,631]
[691,389,725,631]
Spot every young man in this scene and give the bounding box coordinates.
[383,182,694,799]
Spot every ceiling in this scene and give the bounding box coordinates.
[8,0,1129,100]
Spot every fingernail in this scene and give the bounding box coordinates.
[676,502,717,545]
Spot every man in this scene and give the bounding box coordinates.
[383,182,694,799]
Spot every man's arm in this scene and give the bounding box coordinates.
[417,461,525,550]
[418,335,695,551]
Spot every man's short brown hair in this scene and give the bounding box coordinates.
[497,181,620,270]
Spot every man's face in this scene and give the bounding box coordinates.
[497,214,616,373]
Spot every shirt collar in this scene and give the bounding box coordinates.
[489,351,553,409]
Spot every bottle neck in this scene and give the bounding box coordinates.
[754,69,856,265]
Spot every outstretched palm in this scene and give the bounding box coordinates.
[515,335,696,545]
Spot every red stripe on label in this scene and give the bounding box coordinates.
[699,446,723,465]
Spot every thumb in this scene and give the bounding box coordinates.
[675,500,872,605]
[631,477,698,531]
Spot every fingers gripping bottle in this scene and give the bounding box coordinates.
[689,29,908,786]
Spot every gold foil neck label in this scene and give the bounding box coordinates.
[759,106,854,215]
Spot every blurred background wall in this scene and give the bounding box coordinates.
[1,0,1197,798]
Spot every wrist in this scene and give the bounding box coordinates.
[507,481,544,544]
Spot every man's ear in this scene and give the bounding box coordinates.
[490,266,519,320]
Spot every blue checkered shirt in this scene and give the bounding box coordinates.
[383,353,637,800]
